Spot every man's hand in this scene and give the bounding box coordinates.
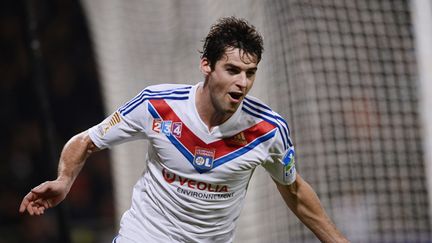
[19,180,70,216]
[19,131,98,216]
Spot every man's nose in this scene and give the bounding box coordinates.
[236,72,247,88]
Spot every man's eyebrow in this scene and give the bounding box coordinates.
[224,63,257,71]
[224,63,240,69]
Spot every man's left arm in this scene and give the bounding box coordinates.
[274,174,349,243]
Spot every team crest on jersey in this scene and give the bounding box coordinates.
[152,119,182,138]
[193,147,215,171]
[282,146,296,181]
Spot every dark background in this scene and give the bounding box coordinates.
[0,0,115,242]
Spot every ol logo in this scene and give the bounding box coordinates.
[193,147,215,171]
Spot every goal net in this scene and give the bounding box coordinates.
[81,0,431,241]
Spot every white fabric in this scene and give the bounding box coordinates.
[89,83,295,242]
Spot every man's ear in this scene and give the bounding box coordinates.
[200,58,212,75]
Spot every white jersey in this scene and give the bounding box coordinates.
[88,83,296,243]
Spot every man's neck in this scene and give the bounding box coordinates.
[195,84,231,130]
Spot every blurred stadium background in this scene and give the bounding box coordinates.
[1,0,431,242]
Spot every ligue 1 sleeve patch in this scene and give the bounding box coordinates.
[193,147,215,171]
[282,146,296,182]
[98,112,121,136]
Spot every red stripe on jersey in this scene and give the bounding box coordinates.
[149,99,276,159]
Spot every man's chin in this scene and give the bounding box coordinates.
[225,104,240,114]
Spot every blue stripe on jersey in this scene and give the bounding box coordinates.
[242,105,291,150]
[120,86,191,112]
[244,97,271,110]
[167,133,195,163]
[120,90,190,113]
[243,102,291,147]
[147,103,194,162]
[243,99,292,148]
[122,96,189,116]
[120,87,191,115]
[213,129,276,167]
[244,97,291,135]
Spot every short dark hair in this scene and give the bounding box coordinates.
[201,16,264,70]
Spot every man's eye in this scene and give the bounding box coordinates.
[227,69,238,74]
[247,71,256,76]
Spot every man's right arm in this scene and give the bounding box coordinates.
[19,86,152,216]
[57,130,100,190]
[19,130,100,216]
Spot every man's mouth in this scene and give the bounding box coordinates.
[228,91,243,101]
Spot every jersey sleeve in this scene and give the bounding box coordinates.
[262,119,296,185]
[88,90,150,149]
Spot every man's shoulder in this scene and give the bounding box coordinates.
[118,83,193,116]
[242,95,290,131]
[144,83,193,93]
[242,95,281,117]
[242,95,292,149]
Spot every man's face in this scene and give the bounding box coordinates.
[201,48,258,116]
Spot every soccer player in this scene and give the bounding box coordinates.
[19,17,348,242]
